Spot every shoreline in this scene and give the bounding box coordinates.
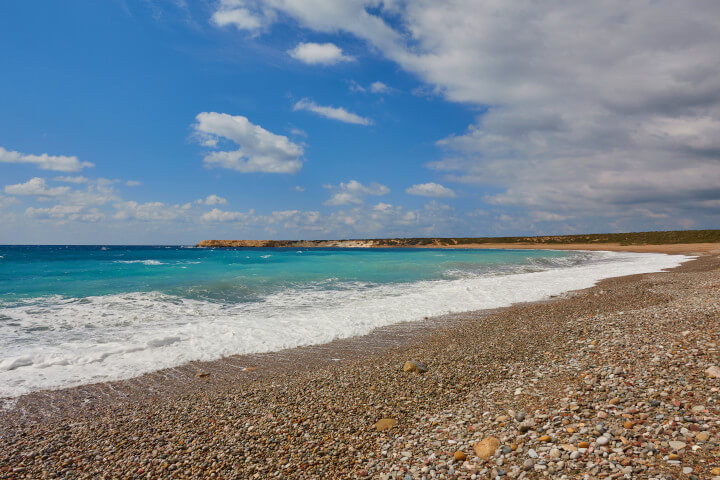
[0,248,692,413]
[2,250,719,478]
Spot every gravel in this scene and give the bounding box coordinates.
[1,253,719,479]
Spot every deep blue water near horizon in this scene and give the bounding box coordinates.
[0,245,687,398]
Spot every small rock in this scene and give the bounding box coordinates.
[705,366,720,378]
[374,418,397,431]
[454,451,467,461]
[402,360,428,374]
[518,422,533,433]
[668,441,686,451]
[696,432,710,442]
[578,442,590,449]
[194,372,210,378]
[474,436,500,460]
[596,437,609,446]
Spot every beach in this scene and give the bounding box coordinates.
[1,244,719,479]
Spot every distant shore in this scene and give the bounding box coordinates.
[196,229,720,254]
[2,249,719,478]
[434,242,720,255]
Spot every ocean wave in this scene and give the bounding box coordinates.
[0,251,691,397]
[113,260,165,265]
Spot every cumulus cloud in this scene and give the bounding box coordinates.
[0,147,93,172]
[26,205,104,223]
[293,99,372,125]
[4,177,71,197]
[210,0,720,229]
[200,208,253,223]
[125,180,141,187]
[54,176,89,184]
[369,81,391,94]
[193,112,304,173]
[197,194,228,206]
[113,201,190,222]
[288,42,353,65]
[406,182,456,198]
[324,180,389,206]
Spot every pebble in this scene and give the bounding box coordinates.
[474,436,499,460]
[402,360,428,374]
[374,418,398,431]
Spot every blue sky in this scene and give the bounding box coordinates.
[1,1,719,243]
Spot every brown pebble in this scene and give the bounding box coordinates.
[538,435,551,442]
[474,436,500,460]
[578,441,590,449]
[454,451,467,461]
[374,418,397,431]
[623,421,634,429]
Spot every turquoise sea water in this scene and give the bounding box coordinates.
[0,245,688,398]
[0,245,582,302]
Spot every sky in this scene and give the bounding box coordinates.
[1,0,719,244]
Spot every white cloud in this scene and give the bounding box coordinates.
[210,1,720,228]
[4,177,70,196]
[294,185,305,192]
[288,42,353,65]
[406,182,456,198]
[0,147,93,172]
[289,127,307,137]
[212,7,264,30]
[113,201,188,222]
[55,176,89,184]
[193,112,304,173]
[26,205,104,223]
[197,194,228,206]
[369,81,391,94]
[350,80,392,94]
[201,208,253,223]
[293,99,372,125]
[126,180,141,187]
[324,180,389,206]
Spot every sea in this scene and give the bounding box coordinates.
[0,245,689,398]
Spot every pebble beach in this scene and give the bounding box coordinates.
[1,249,720,479]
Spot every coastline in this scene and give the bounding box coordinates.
[2,249,719,479]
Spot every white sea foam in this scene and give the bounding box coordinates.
[0,251,690,397]
[113,260,165,265]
